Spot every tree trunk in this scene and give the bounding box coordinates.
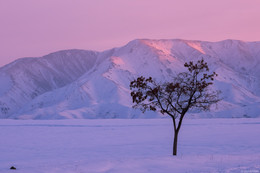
[173,130,179,156]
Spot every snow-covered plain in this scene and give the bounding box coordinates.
[1,118,260,173]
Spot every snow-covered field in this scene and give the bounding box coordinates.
[1,118,260,173]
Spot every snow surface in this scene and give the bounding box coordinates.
[0,39,260,119]
[0,118,260,173]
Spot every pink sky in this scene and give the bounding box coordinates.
[0,0,260,67]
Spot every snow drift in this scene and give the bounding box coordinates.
[0,39,260,119]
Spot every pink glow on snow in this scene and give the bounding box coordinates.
[0,0,260,67]
[186,41,206,54]
[141,40,172,55]
[111,57,125,66]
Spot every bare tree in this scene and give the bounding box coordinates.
[130,59,220,155]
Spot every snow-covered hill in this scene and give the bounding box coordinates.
[0,39,260,119]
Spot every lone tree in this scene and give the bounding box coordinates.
[130,59,220,155]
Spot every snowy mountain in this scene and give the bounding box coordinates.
[0,39,260,119]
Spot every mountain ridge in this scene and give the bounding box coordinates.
[1,39,260,119]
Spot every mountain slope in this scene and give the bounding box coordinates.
[1,39,260,119]
[0,49,98,118]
